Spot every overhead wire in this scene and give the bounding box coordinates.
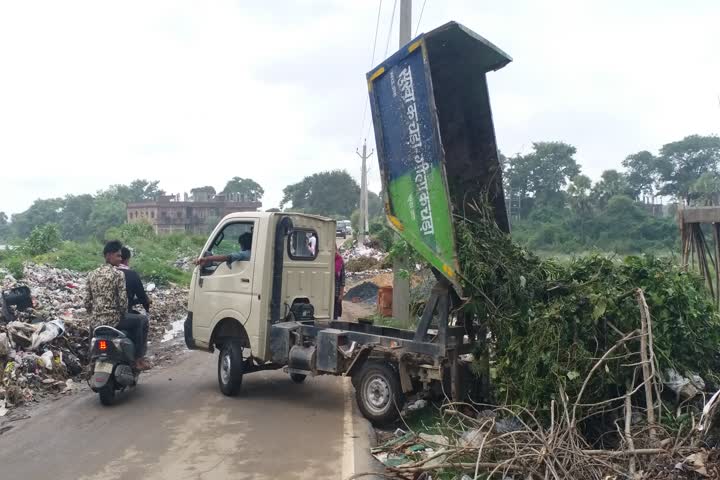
[414,0,428,36]
[364,0,398,141]
[358,0,384,145]
[382,0,398,60]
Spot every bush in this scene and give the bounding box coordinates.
[23,224,62,256]
[105,222,155,242]
[35,241,103,272]
[4,255,25,279]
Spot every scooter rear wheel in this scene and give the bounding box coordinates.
[98,379,116,406]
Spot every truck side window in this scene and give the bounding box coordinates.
[288,229,318,260]
[209,222,254,262]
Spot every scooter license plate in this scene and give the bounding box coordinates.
[95,362,114,374]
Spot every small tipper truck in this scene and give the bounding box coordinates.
[184,22,511,425]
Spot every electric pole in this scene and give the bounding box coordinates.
[356,140,373,245]
[392,0,412,323]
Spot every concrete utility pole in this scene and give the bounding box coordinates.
[356,141,373,245]
[399,0,412,47]
[392,0,412,323]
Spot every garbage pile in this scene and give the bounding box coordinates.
[0,263,187,414]
[342,243,388,273]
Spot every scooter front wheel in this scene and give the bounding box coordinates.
[98,379,116,406]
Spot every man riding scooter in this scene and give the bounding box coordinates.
[84,240,151,371]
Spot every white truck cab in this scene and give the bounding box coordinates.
[185,212,335,362]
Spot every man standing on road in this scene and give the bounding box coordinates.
[84,240,151,370]
[334,244,345,319]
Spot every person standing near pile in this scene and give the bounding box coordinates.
[334,244,345,320]
[84,240,151,371]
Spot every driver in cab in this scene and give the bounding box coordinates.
[194,232,252,267]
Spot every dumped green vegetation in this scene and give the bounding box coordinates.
[455,204,720,411]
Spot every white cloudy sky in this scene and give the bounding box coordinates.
[1,0,718,216]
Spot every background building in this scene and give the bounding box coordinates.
[127,192,261,234]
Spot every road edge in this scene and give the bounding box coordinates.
[342,377,384,480]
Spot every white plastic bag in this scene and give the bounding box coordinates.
[40,350,54,370]
[30,319,65,350]
[665,368,705,399]
[0,333,10,356]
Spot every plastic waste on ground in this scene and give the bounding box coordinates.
[665,368,705,399]
[30,319,65,351]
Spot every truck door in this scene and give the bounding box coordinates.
[192,220,257,342]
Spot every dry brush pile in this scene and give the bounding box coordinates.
[370,203,720,479]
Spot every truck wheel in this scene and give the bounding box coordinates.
[355,362,404,426]
[98,380,116,406]
[218,341,244,396]
[290,373,307,384]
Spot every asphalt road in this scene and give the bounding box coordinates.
[0,349,376,480]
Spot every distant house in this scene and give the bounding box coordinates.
[127,192,261,234]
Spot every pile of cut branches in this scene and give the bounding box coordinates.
[365,291,720,479]
[455,203,720,413]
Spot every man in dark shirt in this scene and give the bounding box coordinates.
[117,246,150,370]
[119,247,150,314]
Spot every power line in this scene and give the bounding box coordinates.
[383,0,398,59]
[370,0,383,67]
[358,0,385,146]
[414,0,428,36]
[364,0,398,140]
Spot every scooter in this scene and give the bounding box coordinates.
[89,325,140,405]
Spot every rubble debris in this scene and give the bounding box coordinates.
[0,262,188,413]
[342,244,386,263]
[345,282,379,304]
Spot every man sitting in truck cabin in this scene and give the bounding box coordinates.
[194,232,253,267]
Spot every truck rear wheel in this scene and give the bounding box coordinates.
[355,362,404,426]
[218,341,244,396]
[290,373,307,384]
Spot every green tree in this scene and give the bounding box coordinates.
[0,211,9,241]
[622,150,659,199]
[368,191,384,219]
[591,170,636,209]
[690,173,720,206]
[656,135,720,203]
[280,170,360,217]
[99,179,164,204]
[190,186,217,198]
[567,175,592,215]
[88,198,127,239]
[505,142,580,213]
[11,198,65,238]
[222,177,264,201]
[60,194,94,241]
